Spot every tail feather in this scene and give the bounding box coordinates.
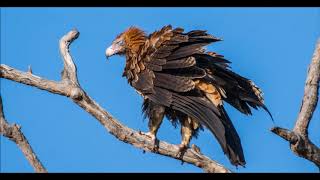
[219,105,246,167]
[171,92,246,167]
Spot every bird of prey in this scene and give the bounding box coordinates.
[105,25,272,167]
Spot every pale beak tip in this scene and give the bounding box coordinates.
[105,46,115,59]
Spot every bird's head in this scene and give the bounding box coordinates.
[106,26,146,59]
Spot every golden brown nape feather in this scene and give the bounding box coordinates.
[120,26,147,55]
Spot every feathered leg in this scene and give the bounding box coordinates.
[141,103,165,152]
[176,117,199,158]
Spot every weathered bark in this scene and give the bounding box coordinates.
[0,96,47,173]
[0,29,231,173]
[271,39,320,168]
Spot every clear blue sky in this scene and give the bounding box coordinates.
[1,8,319,173]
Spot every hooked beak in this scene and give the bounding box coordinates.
[105,45,116,60]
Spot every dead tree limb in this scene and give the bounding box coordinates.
[271,39,320,168]
[0,96,47,173]
[0,29,231,173]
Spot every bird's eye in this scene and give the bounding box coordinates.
[117,40,124,45]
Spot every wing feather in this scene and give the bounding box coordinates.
[162,57,196,69]
[153,72,195,92]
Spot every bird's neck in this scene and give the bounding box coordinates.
[122,32,148,82]
[122,43,145,82]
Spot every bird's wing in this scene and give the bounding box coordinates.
[130,25,272,166]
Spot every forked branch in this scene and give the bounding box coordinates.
[0,29,231,173]
[271,39,320,168]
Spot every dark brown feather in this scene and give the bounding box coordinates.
[161,66,206,79]
[162,57,196,69]
[153,72,195,92]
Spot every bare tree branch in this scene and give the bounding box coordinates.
[293,39,320,136]
[271,39,320,168]
[0,29,231,173]
[0,96,47,173]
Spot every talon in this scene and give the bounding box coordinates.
[151,138,160,153]
[176,144,188,160]
[140,131,159,152]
